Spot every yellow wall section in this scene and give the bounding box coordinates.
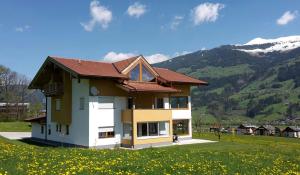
[172,84,191,96]
[132,109,173,145]
[90,79,128,96]
[51,71,72,124]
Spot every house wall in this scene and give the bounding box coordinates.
[69,79,90,146]
[31,123,45,139]
[89,79,128,96]
[51,71,72,124]
[44,79,89,146]
[88,96,126,148]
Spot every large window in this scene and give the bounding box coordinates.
[129,65,140,81]
[148,122,158,136]
[170,96,188,109]
[173,119,189,135]
[98,127,115,138]
[137,122,169,137]
[142,65,154,81]
[129,63,155,82]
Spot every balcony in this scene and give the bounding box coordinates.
[43,82,64,96]
[121,109,172,123]
[121,109,173,148]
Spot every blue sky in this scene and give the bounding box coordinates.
[0,0,299,78]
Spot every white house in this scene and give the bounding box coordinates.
[26,55,207,148]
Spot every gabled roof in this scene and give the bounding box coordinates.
[113,56,139,72]
[154,67,208,85]
[51,56,127,79]
[283,126,300,132]
[30,55,208,89]
[118,81,180,93]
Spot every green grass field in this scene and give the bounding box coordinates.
[0,132,299,175]
[0,122,31,132]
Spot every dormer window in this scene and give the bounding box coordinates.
[129,65,140,81]
[142,65,154,81]
[128,62,155,82]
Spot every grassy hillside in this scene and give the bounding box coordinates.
[156,46,300,124]
[0,134,299,174]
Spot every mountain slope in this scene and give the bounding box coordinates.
[155,36,300,124]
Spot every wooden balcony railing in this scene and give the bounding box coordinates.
[43,83,64,96]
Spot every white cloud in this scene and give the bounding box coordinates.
[145,54,170,64]
[191,3,224,25]
[170,15,184,30]
[80,0,112,31]
[103,52,170,64]
[103,52,136,62]
[15,25,31,32]
[127,2,146,18]
[277,11,298,25]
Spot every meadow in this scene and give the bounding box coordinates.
[0,132,299,175]
[0,122,31,132]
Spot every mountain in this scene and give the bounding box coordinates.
[155,35,300,125]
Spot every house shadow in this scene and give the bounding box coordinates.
[17,138,60,147]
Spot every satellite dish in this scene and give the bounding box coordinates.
[90,86,99,96]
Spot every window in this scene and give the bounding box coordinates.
[98,97,114,109]
[48,125,51,135]
[137,123,148,137]
[159,122,169,136]
[123,123,132,139]
[137,122,169,137]
[127,97,133,109]
[129,63,155,82]
[148,122,158,136]
[79,97,85,110]
[98,127,115,138]
[55,99,61,111]
[170,96,188,109]
[142,65,154,81]
[56,124,59,132]
[59,124,62,132]
[41,125,44,134]
[173,119,189,135]
[156,98,164,109]
[129,65,140,81]
[66,125,69,135]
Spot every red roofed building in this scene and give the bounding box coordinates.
[28,55,207,148]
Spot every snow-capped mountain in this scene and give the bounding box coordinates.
[236,35,300,54]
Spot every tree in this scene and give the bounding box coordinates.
[28,102,43,118]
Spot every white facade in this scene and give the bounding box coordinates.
[31,78,193,147]
[171,96,192,138]
[31,123,45,139]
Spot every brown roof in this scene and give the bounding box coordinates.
[119,81,180,93]
[154,67,208,85]
[24,116,46,123]
[51,56,127,79]
[113,56,139,72]
[31,56,208,89]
